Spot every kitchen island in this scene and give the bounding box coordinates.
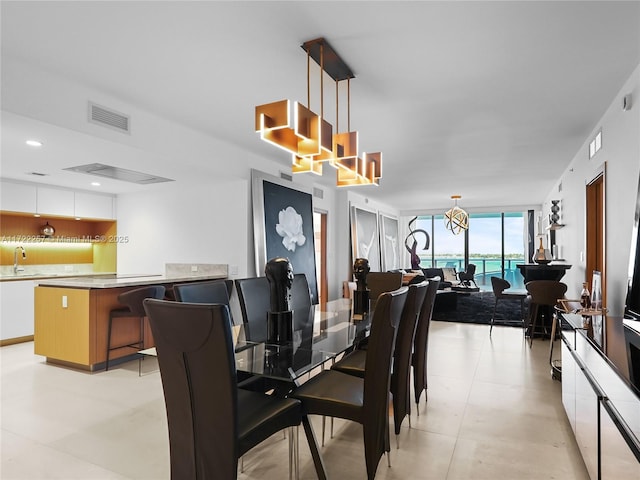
[34,267,227,370]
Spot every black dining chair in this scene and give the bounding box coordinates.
[489,276,528,336]
[525,280,568,348]
[290,273,313,311]
[235,276,271,343]
[412,279,439,409]
[366,271,403,308]
[106,285,166,371]
[331,282,428,446]
[143,299,302,480]
[173,279,233,303]
[292,287,408,480]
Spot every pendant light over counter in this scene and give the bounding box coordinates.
[255,37,382,187]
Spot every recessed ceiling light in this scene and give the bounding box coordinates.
[26,139,43,147]
[90,182,101,187]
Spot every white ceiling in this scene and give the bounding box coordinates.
[2,1,639,212]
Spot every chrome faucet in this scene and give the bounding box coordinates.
[14,246,26,274]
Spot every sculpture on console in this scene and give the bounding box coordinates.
[265,257,294,344]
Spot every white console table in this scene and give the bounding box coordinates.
[560,313,640,479]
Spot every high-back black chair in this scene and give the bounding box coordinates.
[290,273,313,311]
[412,279,439,408]
[143,299,302,480]
[489,276,528,336]
[458,263,477,288]
[173,279,231,304]
[292,287,408,479]
[389,281,428,440]
[331,282,427,444]
[235,277,271,343]
[525,280,568,348]
[106,285,166,371]
[366,271,403,308]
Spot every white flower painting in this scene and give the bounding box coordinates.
[276,206,306,252]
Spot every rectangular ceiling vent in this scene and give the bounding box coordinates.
[64,163,174,184]
[280,171,293,182]
[313,187,324,199]
[88,102,130,133]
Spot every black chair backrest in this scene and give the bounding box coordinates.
[117,285,166,317]
[459,264,476,281]
[362,286,408,477]
[413,279,440,402]
[391,281,428,434]
[235,277,270,343]
[526,280,568,306]
[173,280,230,305]
[491,276,511,296]
[366,271,403,306]
[143,299,237,479]
[291,273,313,311]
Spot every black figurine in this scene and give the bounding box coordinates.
[265,257,294,312]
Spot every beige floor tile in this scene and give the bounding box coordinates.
[1,320,590,479]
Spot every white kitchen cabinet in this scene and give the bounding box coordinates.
[0,181,37,213]
[36,187,75,217]
[0,280,35,341]
[74,192,115,219]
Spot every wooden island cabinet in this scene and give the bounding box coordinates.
[34,272,227,370]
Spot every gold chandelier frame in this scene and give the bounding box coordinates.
[255,38,381,187]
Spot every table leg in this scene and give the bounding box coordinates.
[302,415,328,480]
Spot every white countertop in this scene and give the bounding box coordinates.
[35,273,227,288]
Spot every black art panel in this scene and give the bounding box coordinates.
[263,180,318,303]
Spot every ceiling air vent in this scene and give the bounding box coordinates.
[313,187,324,199]
[88,102,130,133]
[280,171,293,182]
[64,163,174,184]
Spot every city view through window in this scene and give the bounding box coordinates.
[415,212,526,289]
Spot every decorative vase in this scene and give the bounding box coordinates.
[532,237,552,264]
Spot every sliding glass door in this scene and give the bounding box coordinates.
[415,212,526,289]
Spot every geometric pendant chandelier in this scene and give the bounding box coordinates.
[444,195,469,235]
[255,37,382,187]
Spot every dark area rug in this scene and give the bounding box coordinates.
[433,290,530,327]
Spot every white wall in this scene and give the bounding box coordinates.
[547,64,640,316]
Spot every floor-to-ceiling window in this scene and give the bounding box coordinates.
[414,212,526,289]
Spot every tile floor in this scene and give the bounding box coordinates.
[0,321,589,479]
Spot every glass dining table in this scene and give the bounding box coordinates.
[233,298,370,385]
[232,297,370,480]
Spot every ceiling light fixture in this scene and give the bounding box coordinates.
[444,195,469,235]
[91,182,101,187]
[25,140,43,147]
[255,37,381,187]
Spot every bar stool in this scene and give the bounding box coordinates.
[525,280,567,348]
[106,285,165,370]
[489,277,528,336]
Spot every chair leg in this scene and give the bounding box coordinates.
[520,298,526,338]
[529,305,538,348]
[288,426,299,480]
[490,298,499,336]
[106,315,113,371]
[321,416,325,447]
